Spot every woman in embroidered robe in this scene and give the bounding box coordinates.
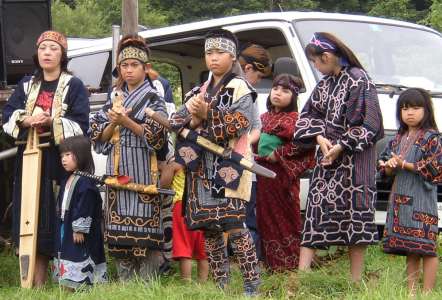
[170,29,260,296]
[89,35,167,281]
[2,31,89,286]
[293,32,383,282]
[256,74,315,271]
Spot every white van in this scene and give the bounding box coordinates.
[67,11,442,229]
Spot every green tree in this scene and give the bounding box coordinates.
[52,0,168,38]
[316,0,372,13]
[148,0,318,24]
[428,0,442,31]
[271,0,318,11]
[368,0,418,22]
[52,0,440,38]
[52,0,108,37]
[94,0,167,29]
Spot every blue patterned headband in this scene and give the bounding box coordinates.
[308,33,337,52]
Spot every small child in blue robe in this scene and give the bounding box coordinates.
[52,136,107,289]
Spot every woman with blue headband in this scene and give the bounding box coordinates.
[294,32,384,282]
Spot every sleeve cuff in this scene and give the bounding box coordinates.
[16,111,28,125]
[2,109,27,138]
[52,117,84,145]
[72,217,92,234]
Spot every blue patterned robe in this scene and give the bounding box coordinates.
[379,129,442,256]
[89,80,167,257]
[294,66,384,249]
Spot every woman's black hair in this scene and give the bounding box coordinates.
[59,135,95,174]
[305,32,364,70]
[32,48,71,82]
[266,74,303,113]
[396,88,438,134]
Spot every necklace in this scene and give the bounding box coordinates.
[399,129,421,157]
[406,129,418,140]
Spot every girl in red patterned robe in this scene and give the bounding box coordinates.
[256,74,315,271]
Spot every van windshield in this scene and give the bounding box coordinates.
[294,20,442,92]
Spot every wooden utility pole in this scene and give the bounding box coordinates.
[122,0,138,36]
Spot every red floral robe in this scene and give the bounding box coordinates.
[256,111,314,271]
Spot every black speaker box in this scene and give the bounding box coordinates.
[0,0,51,86]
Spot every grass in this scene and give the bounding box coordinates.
[0,244,442,299]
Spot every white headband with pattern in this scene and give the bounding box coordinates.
[204,37,236,57]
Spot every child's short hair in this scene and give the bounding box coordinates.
[396,88,438,134]
[266,74,304,113]
[59,135,95,174]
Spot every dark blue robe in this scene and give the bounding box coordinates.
[2,74,89,256]
[294,66,384,249]
[53,176,107,288]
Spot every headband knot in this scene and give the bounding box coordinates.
[288,83,300,96]
[308,33,337,52]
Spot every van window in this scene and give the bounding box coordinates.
[149,35,206,98]
[234,28,301,114]
[150,26,304,112]
[152,61,182,106]
[294,20,442,92]
[68,52,111,91]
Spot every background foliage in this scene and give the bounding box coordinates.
[51,0,442,105]
[54,0,442,37]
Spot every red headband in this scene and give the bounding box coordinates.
[36,31,68,50]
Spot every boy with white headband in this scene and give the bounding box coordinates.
[170,29,260,296]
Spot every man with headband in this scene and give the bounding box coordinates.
[170,29,261,296]
[89,34,168,281]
